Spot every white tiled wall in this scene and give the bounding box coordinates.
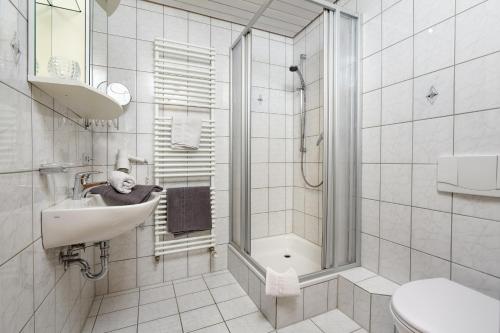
[341,0,500,299]
[0,0,95,331]
[291,15,324,246]
[90,0,234,294]
[250,30,295,240]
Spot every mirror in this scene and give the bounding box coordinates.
[107,83,131,106]
[32,0,89,83]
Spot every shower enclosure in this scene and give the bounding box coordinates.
[230,1,360,281]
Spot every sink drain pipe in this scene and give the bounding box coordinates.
[60,241,110,280]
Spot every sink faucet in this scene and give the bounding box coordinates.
[73,171,102,200]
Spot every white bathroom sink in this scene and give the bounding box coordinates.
[42,192,161,248]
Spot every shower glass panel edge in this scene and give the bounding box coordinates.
[230,31,253,257]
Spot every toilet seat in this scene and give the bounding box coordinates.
[390,278,500,333]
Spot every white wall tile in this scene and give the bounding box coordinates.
[451,263,500,299]
[363,15,381,57]
[358,0,382,22]
[189,20,210,48]
[0,172,32,265]
[270,40,286,66]
[362,53,381,92]
[455,52,500,114]
[362,199,380,236]
[381,80,413,125]
[452,214,500,277]
[0,245,33,333]
[456,0,500,63]
[455,0,485,13]
[164,14,187,42]
[108,5,137,38]
[412,164,452,212]
[353,286,370,330]
[379,240,410,284]
[381,122,412,163]
[414,18,455,77]
[454,108,500,155]
[413,67,454,120]
[413,116,453,163]
[411,208,452,259]
[411,250,451,280]
[109,259,137,293]
[362,164,380,200]
[381,164,412,205]
[382,0,413,48]
[137,9,163,41]
[362,127,380,163]
[0,83,32,173]
[380,202,411,246]
[361,233,380,273]
[414,0,455,32]
[382,38,413,86]
[304,282,328,319]
[453,193,500,223]
[252,61,270,88]
[362,90,381,127]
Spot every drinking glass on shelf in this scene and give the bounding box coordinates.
[47,56,81,81]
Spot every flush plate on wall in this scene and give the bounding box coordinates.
[437,155,500,197]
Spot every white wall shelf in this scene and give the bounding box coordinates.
[28,75,123,120]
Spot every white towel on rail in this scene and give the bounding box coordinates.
[171,116,202,150]
[265,267,300,297]
[109,170,136,194]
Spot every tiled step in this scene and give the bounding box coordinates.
[337,267,399,333]
[229,246,399,332]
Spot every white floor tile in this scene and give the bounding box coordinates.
[99,292,139,314]
[138,298,178,323]
[193,323,230,333]
[137,314,182,333]
[93,307,138,333]
[203,271,237,289]
[140,285,175,305]
[177,290,215,312]
[217,296,259,321]
[180,305,224,332]
[311,310,360,333]
[226,312,274,333]
[110,326,138,333]
[277,319,323,333]
[210,284,246,303]
[174,278,208,296]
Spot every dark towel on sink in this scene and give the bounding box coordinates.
[167,186,212,235]
[90,184,163,206]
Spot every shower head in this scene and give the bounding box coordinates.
[289,65,306,90]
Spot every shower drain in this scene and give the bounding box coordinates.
[283,254,291,258]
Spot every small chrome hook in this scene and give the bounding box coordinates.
[426,86,439,105]
[10,32,21,64]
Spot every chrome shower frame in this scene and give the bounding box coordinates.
[229,0,363,281]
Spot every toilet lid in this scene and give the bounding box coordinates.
[391,278,500,333]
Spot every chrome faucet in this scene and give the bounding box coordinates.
[73,171,102,200]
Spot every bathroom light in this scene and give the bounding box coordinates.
[96,0,120,16]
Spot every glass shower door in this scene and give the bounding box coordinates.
[323,10,359,269]
[230,33,251,254]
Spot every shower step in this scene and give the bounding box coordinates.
[228,245,399,331]
[337,267,400,333]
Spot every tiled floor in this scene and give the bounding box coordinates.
[82,270,367,333]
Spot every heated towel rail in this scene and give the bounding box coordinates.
[153,38,217,257]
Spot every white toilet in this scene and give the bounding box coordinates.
[390,278,500,333]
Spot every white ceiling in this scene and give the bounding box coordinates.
[151,0,325,37]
